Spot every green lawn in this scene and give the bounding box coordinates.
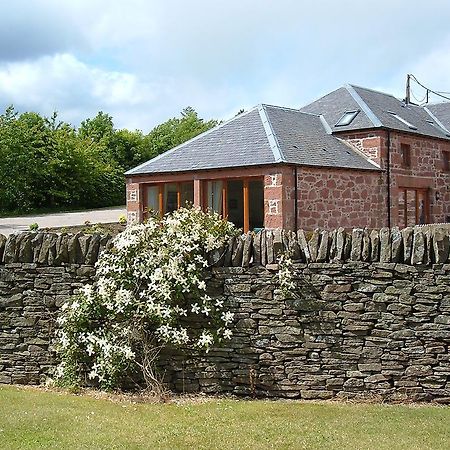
[1,385,449,449]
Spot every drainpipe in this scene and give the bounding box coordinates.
[386,130,392,228]
[294,166,298,232]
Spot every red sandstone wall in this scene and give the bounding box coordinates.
[339,130,450,226]
[296,167,385,230]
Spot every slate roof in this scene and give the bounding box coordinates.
[301,84,450,140]
[126,105,379,176]
[424,103,450,133]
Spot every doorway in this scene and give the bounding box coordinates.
[398,188,430,227]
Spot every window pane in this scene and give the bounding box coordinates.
[146,186,160,214]
[164,183,178,213]
[207,181,223,214]
[180,182,194,207]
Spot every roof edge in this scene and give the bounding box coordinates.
[344,84,383,128]
[258,104,285,163]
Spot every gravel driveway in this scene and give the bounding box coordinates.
[0,206,126,236]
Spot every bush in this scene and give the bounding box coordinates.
[55,207,238,391]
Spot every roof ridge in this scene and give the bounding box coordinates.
[125,106,260,175]
[347,83,399,99]
[344,84,383,128]
[258,104,285,163]
[261,103,301,113]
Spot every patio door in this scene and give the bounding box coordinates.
[398,188,430,227]
[206,179,264,232]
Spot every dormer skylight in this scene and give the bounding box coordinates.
[335,110,359,127]
[387,111,417,130]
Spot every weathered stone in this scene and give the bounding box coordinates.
[241,232,253,268]
[273,229,283,258]
[85,234,101,265]
[350,228,363,261]
[224,236,235,267]
[252,231,262,265]
[390,227,403,263]
[317,230,330,262]
[370,229,380,262]
[231,235,245,267]
[379,228,391,262]
[288,230,301,261]
[297,229,310,262]
[31,233,44,262]
[54,234,69,265]
[266,230,274,265]
[0,234,6,262]
[411,228,425,265]
[332,227,346,262]
[308,229,320,262]
[361,229,371,262]
[77,234,92,265]
[38,233,58,265]
[3,234,17,263]
[432,227,449,264]
[18,233,33,263]
[68,233,82,264]
[260,232,267,266]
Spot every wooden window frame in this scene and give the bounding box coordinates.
[202,176,263,233]
[143,182,192,219]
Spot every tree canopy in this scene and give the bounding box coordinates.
[0,106,218,213]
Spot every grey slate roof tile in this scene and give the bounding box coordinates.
[126,109,275,175]
[263,105,378,171]
[301,84,450,140]
[126,104,379,176]
[425,103,450,133]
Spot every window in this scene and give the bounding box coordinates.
[443,151,450,172]
[335,110,359,127]
[144,182,194,218]
[400,143,411,167]
[387,111,417,130]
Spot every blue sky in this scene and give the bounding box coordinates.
[1,0,450,131]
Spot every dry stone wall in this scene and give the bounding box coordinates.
[1,228,450,402]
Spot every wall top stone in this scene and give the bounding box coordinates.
[1,224,449,268]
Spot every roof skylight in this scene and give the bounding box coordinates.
[387,111,417,130]
[335,110,359,127]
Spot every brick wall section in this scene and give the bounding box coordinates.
[163,262,450,402]
[296,167,385,230]
[0,264,95,384]
[338,130,450,227]
[1,230,450,402]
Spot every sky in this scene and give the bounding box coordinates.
[1,0,450,132]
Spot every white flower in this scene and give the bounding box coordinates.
[197,331,213,348]
[223,329,233,339]
[221,311,234,325]
[214,299,224,308]
[191,303,200,314]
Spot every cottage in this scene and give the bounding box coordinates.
[125,85,450,231]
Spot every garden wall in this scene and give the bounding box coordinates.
[0,228,449,402]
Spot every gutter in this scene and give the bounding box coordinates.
[386,130,392,228]
[294,166,298,232]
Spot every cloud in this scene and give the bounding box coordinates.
[1,0,450,129]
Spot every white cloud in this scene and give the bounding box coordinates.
[2,0,450,129]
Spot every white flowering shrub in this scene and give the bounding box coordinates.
[278,253,296,297]
[55,207,238,390]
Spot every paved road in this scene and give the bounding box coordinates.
[0,206,126,236]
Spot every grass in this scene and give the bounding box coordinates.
[1,386,450,449]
